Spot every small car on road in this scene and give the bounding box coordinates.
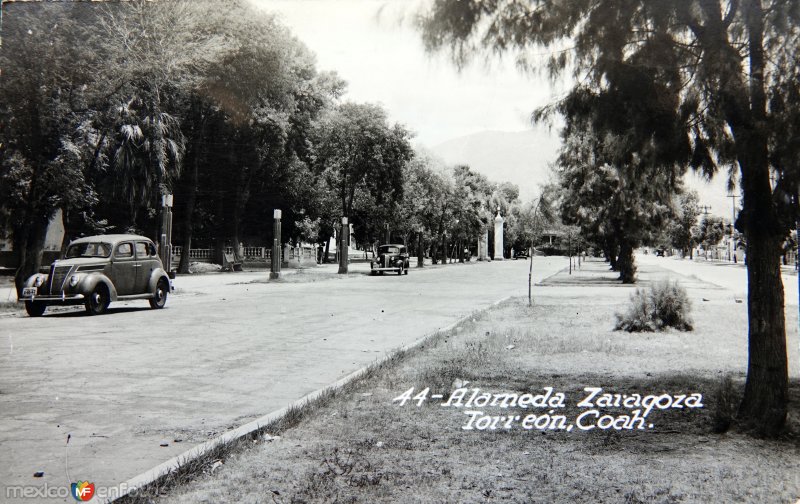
[19,234,171,316]
[370,244,410,275]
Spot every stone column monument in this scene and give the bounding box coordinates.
[493,208,504,261]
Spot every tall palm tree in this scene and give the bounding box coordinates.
[110,96,184,232]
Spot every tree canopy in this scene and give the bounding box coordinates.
[420,0,800,436]
[2,0,530,286]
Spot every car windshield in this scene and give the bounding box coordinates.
[66,242,112,258]
[379,246,401,254]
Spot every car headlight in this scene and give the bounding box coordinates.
[33,275,44,287]
[69,275,79,287]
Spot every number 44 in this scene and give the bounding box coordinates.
[392,387,430,406]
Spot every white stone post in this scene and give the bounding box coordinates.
[493,209,504,261]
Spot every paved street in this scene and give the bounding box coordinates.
[0,258,565,501]
[638,253,800,306]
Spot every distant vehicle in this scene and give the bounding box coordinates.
[19,234,171,317]
[655,248,666,257]
[513,248,530,260]
[370,244,410,275]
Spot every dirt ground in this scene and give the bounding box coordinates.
[153,258,800,504]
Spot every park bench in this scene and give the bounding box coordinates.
[223,252,243,272]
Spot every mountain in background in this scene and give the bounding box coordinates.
[429,129,733,217]
[429,129,558,202]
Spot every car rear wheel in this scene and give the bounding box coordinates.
[85,285,110,315]
[25,301,46,317]
[149,278,169,309]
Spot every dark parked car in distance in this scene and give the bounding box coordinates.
[371,244,410,275]
[19,234,171,316]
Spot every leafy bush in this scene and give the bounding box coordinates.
[615,280,693,332]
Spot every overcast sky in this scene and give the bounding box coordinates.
[247,0,732,216]
[248,0,562,148]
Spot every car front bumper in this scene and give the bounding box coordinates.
[18,293,85,304]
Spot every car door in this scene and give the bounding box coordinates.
[112,242,137,295]
[134,241,158,293]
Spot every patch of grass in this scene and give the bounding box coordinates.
[615,280,693,332]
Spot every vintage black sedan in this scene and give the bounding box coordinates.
[370,244,410,275]
[513,248,530,260]
[19,234,171,317]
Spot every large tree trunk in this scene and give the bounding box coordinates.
[178,102,205,274]
[734,57,788,436]
[417,231,424,267]
[60,208,72,258]
[178,144,200,274]
[232,181,245,263]
[151,114,164,244]
[739,230,787,436]
[213,194,226,266]
[430,241,439,264]
[13,217,49,297]
[323,234,331,264]
[604,237,619,271]
[725,0,787,436]
[617,240,636,284]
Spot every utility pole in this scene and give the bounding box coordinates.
[698,205,710,260]
[160,194,174,276]
[568,232,572,275]
[270,209,282,279]
[727,194,738,263]
[338,217,349,274]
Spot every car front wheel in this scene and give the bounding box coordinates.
[25,301,46,317]
[149,278,169,309]
[85,285,110,315]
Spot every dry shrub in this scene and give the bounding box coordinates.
[615,280,693,332]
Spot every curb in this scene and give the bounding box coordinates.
[109,295,514,502]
